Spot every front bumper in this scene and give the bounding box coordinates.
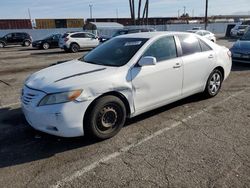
[21,86,92,137]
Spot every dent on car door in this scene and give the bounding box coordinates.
[131,36,183,113]
[178,35,215,95]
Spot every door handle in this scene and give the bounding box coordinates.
[173,63,181,69]
[208,54,214,59]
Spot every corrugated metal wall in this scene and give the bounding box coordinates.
[0,19,32,29]
[0,19,84,29]
[35,19,56,29]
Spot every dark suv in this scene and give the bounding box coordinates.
[0,32,32,48]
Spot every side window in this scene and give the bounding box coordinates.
[71,33,85,38]
[199,39,212,52]
[178,35,202,56]
[143,36,177,62]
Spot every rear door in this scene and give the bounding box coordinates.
[178,34,215,95]
[131,36,183,112]
[84,33,99,47]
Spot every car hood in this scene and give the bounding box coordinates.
[232,40,250,51]
[25,59,117,93]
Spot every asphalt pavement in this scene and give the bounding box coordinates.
[0,39,249,188]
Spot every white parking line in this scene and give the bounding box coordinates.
[0,102,20,109]
[51,90,245,188]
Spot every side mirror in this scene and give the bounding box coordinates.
[138,56,157,67]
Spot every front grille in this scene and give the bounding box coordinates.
[21,86,46,107]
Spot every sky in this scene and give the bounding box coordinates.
[0,0,250,19]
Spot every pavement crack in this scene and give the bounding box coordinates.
[0,80,11,87]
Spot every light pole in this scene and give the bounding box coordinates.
[205,0,208,30]
[89,4,93,19]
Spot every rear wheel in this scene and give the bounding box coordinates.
[70,43,80,53]
[23,40,31,47]
[85,96,126,140]
[204,69,223,98]
[42,42,50,50]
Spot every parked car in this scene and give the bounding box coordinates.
[191,27,202,31]
[0,32,32,48]
[32,34,61,50]
[230,25,248,37]
[21,32,232,139]
[59,32,99,53]
[230,28,250,63]
[187,30,216,42]
[99,28,156,42]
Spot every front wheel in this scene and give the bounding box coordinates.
[85,96,127,140]
[23,40,31,47]
[0,42,4,48]
[204,69,223,98]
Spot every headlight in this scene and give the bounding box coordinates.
[39,90,82,106]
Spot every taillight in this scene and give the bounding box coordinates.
[227,51,232,58]
[64,37,69,42]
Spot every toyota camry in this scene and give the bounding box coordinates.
[21,32,232,139]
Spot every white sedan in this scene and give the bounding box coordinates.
[21,32,232,139]
[187,30,216,43]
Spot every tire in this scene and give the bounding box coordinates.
[0,42,4,48]
[42,43,50,50]
[204,69,223,98]
[85,96,127,140]
[70,43,80,53]
[23,40,31,47]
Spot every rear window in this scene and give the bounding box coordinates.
[178,35,202,56]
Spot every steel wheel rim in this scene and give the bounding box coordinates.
[209,73,221,95]
[96,104,122,134]
[0,43,4,48]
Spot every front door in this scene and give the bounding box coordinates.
[131,36,183,112]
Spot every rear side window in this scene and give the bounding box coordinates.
[143,36,177,62]
[178,35,201,56]
[199,40,212,52]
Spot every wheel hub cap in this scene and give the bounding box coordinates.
[209,73,221,94]
[101,107,118,128]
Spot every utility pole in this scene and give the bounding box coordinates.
[89,4,93,19]
[205,0,208,30]
[116,8,119,20]
[28,8,31,20]
[178,9,180,18]
[184,6,186,15]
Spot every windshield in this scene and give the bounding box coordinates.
[80,38,148,67]
[112,30,128,37]
[241,30,250,40]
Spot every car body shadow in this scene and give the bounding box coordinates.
[0,92,207,169]
[232,62,250,71]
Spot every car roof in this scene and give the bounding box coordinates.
[116,31,191,39]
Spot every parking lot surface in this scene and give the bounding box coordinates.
[0,39,250,188]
